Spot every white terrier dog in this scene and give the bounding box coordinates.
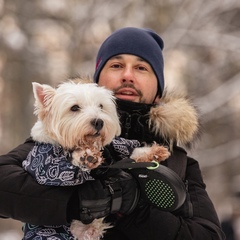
[23,78,170,240]
[31,79,121,171]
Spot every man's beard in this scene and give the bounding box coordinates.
[113,83,147,103]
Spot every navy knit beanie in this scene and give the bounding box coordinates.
[94,27,165,96]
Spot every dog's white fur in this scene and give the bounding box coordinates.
[30,79,170,240]
[32,80,121,171]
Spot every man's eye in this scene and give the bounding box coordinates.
[111,64,121,68]
[70,105,80,111]
[138,66,147,71]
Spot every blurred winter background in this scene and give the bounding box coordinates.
[0,0,240,239]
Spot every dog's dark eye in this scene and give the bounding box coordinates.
[99,104,103,109]
[71,105,80,112]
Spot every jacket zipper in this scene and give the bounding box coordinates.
[124,114,131,138]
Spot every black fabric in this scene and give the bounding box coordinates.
[165,145,188,180]
[77,180,112,224]
[116,99,166,144]
[78,171,139,224]
[107,171,139,215]
[90,147,122,179]
[77,170,139,224]
[0,138,76,225]
[106,205,180,240]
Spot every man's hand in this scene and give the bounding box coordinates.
[77,171,139,224]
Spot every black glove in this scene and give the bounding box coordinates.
[78,179,112,224]
[68,172,139,224]
[105,170,139,215]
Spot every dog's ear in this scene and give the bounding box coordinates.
[32,82,56,111]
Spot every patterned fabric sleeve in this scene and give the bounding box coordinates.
[111,137,141,159]
[22,142,94,186]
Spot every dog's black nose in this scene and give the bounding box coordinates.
[91,119,104,131]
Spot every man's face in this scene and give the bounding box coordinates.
[98,54,159,104]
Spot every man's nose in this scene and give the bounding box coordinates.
[121,68,135,83]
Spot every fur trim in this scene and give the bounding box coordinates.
[149,89,201,149]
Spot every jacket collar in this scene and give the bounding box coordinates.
[116,99,153,115]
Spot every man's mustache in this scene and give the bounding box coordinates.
[113,84,143,97]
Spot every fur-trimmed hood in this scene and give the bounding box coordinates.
[149,89,201,149]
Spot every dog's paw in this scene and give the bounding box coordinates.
[71,148,103,170]
[149,143,171,161]
[130,143,170,163]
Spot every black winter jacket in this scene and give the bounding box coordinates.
[0,92,225,239]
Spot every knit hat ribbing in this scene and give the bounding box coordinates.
[93,27,165,96]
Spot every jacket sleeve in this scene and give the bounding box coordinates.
[175,157,225,239]
[0,138,77,225]
[113,157,225,240]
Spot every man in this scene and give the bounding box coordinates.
[0,27,225,239]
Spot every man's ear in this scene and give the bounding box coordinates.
[153,92,161,104]
[154,97,160,104]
